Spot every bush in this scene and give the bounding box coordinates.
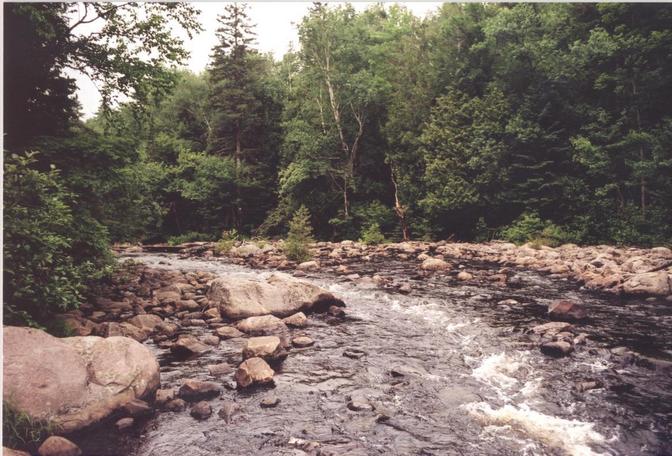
[359,223,386,245]
[500,212,572,247]
[284,206,314,262]
[3,401,56,450]
[214,229,240,254]
[3,153,107,327]
[167,231,215,246]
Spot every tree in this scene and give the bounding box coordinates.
[284,206,315,262]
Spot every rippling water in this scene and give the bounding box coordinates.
[77,253,672,456]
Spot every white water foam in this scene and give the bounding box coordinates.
[463,402,608,456]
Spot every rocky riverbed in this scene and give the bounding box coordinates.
[4,241,672,455]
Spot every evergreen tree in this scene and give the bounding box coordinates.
[284,206,315,262]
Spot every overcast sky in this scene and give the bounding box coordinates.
[73,2,443,118]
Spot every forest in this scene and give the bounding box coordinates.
[4,2,672,326]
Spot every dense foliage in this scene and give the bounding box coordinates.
[4,2,672,324]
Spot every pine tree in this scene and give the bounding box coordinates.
[284,206,314,262]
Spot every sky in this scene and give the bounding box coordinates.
[73,2,444,118]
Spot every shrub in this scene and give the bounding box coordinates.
[500,212,572,247]
[360,223,386,245]
[284,205,314,262]
[167,231,214,246]
[3,401,56,450]
[214,229,240,254]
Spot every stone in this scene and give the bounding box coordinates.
[218,401,239,423]
[4,448,31,456]
[343,349,367,360]
[347,396,373,412]
[208,363,234,376]
[3,327,159,434]
[530,321,573,336]
[57,315,97,336]
[231,243,261,258]
[128,314,163,333]
[190,401,212,420]
[235,357,275,388]
[282,312,308,328]
[236,315,288,336]
[165,398,186,412]
[155,388,176,406]
[622,271,671,296]
[178,379,221,401]
[292,336,314,348]
[204,307,221,319]
[170,335,211,356]
[540,341,573,358]
[260,395,281,408]
[176,300,200,311]
[547,300,587,321]
[122,398,152,417]
[215,326,245,339]
[421,258,450,271]
[297,260,319,271]
[96,322,148,342]
[202,335,221,346]
[156,322,179,337]
[327,305,346,318]
[242,336,287,361]
[115,417,134,431]
[457,271,473,281]
[37,436,82,456]
[207,273,344,319]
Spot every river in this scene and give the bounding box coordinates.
[78,253,672,456]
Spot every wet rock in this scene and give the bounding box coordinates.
[292,336,315,348]
[215,326,245,339]
[202,335,221,346]
[347,396,373,412]
[547,300,587,321]
[530,321,573,336]
[178,379,221,401]
[260,395,281,408]
[236,315,288,336]
[207,273,344,319]
[576,380,603,392]
[540,340,573,357]
[343,349,367,360]
[622,271,671,296]
[156,322,179,337]
[128,314,163,333]
[398,283,412,294]
[421,258,449,271]
[190,401,212,420]
[155,388,176,406]
[235,357,275,388]
[456,271,473,281]
[218,401,239,423]
[176,300,200,311]
[328,305,346,318]
[243,336,287,361]
[170,335,211,356]
[164,398,186,412]
[186,318,207,327]
[37,436,82,456]
[115,417,134,431]
[3,327,159,434]
[497,299,519,306]
[283,312,308,328]
[203,307,221,319]
[208,363,234,376]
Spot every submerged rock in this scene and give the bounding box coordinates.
[3,327,159,434]
[207,273,344,319]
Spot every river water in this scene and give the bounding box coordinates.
[81,253,672,456]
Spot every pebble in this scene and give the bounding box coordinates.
[292,336,315,347]
[260,395,281,408]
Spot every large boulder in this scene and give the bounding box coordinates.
[622,271,671,296]
[3,327,159,433]
[206,272,344,319]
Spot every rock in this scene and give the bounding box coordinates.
[170,335,211,356]
[37,436,82,456]
[398,283,412,294]
[576,381,603,392]
[297,260,319,271]
[327,305,346,318]
[207,273,344,319]
[4,448,31,456]
[176,300,200,311]
[236,315,288,336]
[57,314,97,336]
[178,379,221,401]
[456,271,473,281]
[122,398,152,417]
[498,299,519,306]
[208,363,234,376]
[115,417,134,431]
[347,396,373,412]
[203,307,221,319]
[156,322,179,337]
[128,314,163,333]
[421,258,450,271]
[164,398,186,412]
[218,401,239,423]
[3,327,159,434]
[96,322,148,342]
[155,388,176,406]
[260,395,281,408]
[343,349,366,360]
[231,243,261,258]
[622,271,671,296]
[202,335,221,346]
[235,357,275,388]
[190,401,212,420]
[242,336,287,361]
[547,300,587,321]
[215,326,245,339]
[530,321,573,336]
[282,312,308,328]
[540,341,573,358]
[292,336,314,348]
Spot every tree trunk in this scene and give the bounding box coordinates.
[390,167,410,241]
